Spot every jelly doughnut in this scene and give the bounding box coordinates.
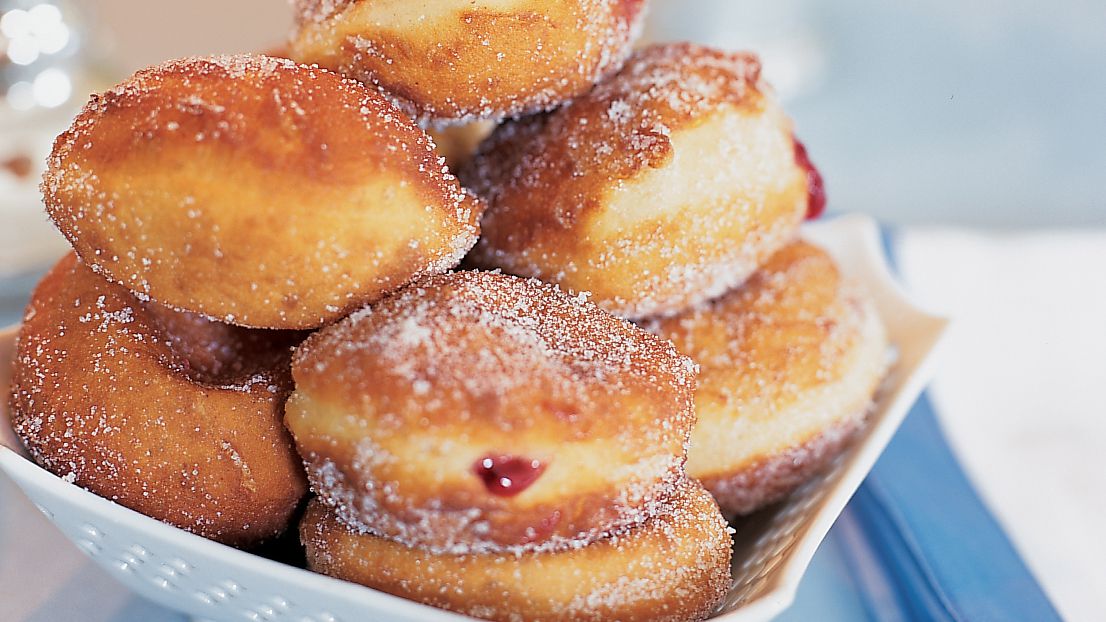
[301,478,732,622]
[43,54,483,329]
[288,0,647,124]
[463,43,817,319]
[9,254,308,546]
[286,270,696,553]
[642,242,888,515]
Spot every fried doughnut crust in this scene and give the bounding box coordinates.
[463,43,809,319]
[301,478,732,622]
[286,270,697,553]
[643,241,888,515]
[9,254,308,546]
[289,0,647,124]
[43,54,483,329]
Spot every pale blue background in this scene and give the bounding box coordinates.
[793,1,1106,228]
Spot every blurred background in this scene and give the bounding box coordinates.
[1,1,1103,621]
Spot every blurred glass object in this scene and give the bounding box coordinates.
[1,0,83,110]
[644,0,826,101]
[1,0,94,275]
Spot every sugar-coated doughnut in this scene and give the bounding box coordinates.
[301,478,732,622]
[288,0,647,125]
[642,241,888,515]
[286,270,696,553]
[463,43,817,319]
[43,54,483,329]
[9,254,308,546]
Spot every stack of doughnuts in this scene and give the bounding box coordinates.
[6,1,892,620]
[11,55,482,546]
[290,271,732,621]
[456,39,888,517]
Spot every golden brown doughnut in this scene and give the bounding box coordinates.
[9,253,308,547]
[642,241,888,515]
[288,0,647,125]
[285,270,696,553]
[301,478,732,622]
[463,43,818,319]
[43,54,483,329]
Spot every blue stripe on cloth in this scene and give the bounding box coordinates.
[829,227,1061,621]
[841,396,1060,621]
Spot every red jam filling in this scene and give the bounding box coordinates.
[473,455,545,496]
[793,136,826,219]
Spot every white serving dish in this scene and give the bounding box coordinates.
[0,214,948,622]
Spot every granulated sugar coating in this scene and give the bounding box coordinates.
[9,253,308,547]
[43,54,483,330]
[3,1,869,618]
[287,270,698,554]
[463,42,810,319]
[301,477,732,622]
[288,0,647,125]
[642,241,889,515]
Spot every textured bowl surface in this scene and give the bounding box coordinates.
[0,214,947,622]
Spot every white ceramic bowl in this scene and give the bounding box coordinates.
[0,214,947,622]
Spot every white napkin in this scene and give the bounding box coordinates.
[896,228,1106,622]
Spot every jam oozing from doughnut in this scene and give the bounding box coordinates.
[474,455,545,496]
[793,137,826,219]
